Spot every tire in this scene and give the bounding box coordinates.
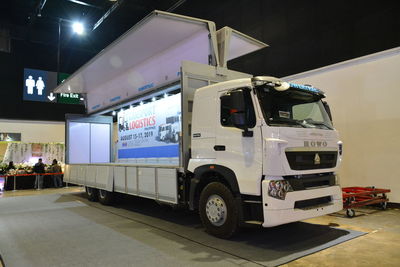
[199,182,238,238]
[86,187,98,202]
[381,201,387,210]
[98,189,114,205]
[346,209,355,218]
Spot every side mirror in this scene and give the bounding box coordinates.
[322,101,333,122]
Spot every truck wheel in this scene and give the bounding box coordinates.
[98,189,114,205]
[199,182,238,238]
[85,187,98,202]
[346,209,355,218]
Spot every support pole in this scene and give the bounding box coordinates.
[57,18,61,77]
[13,176,17,192]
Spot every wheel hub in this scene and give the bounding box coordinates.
[205,194,227,226]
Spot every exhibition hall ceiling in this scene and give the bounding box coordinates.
[1,0,184,53]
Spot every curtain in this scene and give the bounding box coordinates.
[2,143,65,165]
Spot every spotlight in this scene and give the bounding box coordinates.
[112,111,116,116]
[72,22,84,35]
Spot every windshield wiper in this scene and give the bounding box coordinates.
[303,118,333,130]
[269,119,307,128]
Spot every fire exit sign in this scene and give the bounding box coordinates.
[57,92,81,104]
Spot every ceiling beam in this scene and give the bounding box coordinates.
[65,0,103,9]
[166,0,186,12]
[92,0,124,31]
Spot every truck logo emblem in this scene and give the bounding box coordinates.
[304,141,327,147]
[314,153,321,165]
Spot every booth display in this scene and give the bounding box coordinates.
[2,142,65,164]
[0,142,65,190]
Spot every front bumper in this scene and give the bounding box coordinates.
[262,180,342,227]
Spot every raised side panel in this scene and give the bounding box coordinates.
[69,165,79,184]
[157,168,178,203]
[96,165,110,190]
[126,167,138,195]
[86,165,97,187]
[138,167,156,199]
[77,165,86,185]
[114,166,126,193]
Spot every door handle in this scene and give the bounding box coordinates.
[214,145,226,151]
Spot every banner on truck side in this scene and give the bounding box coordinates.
[117,93,181,160]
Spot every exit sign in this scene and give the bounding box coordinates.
[57,92,81,104]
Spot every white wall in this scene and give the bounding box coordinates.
[285,47,400,202]
[0,120,65,143]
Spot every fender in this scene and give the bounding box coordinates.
[189,164,241,210]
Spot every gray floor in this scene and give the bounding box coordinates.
[0,190,383,267]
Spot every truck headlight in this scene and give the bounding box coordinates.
[335,174,340,185]
[268,180,293,200]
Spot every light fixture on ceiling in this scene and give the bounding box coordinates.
[72,22,84,35]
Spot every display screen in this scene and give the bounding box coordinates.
[117,93,181,161]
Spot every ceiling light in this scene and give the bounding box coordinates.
[72,22,84,35]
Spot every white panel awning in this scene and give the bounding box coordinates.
[53,10,268,114]
[216,26,268,68]
[54,11,218,113]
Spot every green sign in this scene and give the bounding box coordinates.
[56,72,83,105]
[58,72,70,85]
[57,92,82,104]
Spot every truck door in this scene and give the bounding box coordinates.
[214,88,263,195]
[180,61,252,169]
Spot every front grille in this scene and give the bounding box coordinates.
[284,173,335,191]
[286,151,337,170]
[294,196,332,209]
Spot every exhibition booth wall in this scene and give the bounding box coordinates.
[0,120,65,162]
[285,47,400,202]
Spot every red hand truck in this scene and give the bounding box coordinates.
[342,186,391,218]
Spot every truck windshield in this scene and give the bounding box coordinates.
[256,85,333,130]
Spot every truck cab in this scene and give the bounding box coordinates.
[189,76,343,237]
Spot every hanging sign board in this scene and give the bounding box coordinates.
[23,68,83,104]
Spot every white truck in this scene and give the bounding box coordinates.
[55,11,343,238]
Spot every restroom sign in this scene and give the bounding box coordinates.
[23,68,57,102]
